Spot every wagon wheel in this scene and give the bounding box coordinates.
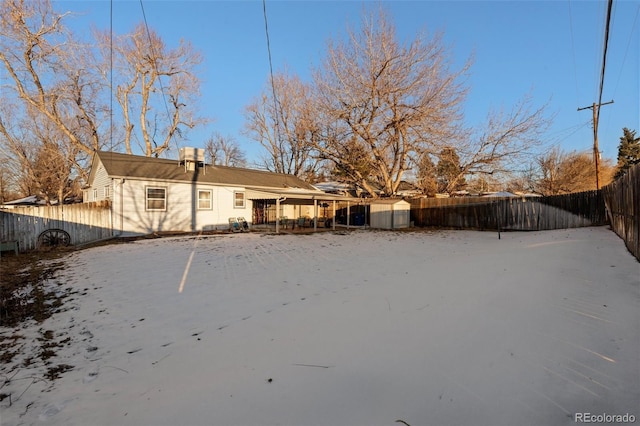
[38,229,71,249]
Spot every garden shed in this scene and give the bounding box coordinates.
[369,199,411,229]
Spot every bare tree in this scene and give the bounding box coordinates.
[311,8,470,197]
[504,162,538,194]
[467,175,498,194]
[97,23,204,157]
[244,70,321,178]
[0,0,106,157]
[535,147,614,195]
[0,0,108,201]
[31,141,80,204]
[0,97,81,204]
[204,133,246,167]
[437,94,552,193]
[0,151,22,202]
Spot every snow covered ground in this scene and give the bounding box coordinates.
[1,226,638,426]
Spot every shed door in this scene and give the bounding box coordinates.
[393,207,410,228]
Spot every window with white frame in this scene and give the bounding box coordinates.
[198,189,212,210]
[234,191,245,208]
[104,185,111,199]
[146,187,167,211]
[93,188,98,200]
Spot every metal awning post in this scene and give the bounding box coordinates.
[332,200,336,230]
[313,199,318,231]
[276,198,280,233]
[347,201,350,229]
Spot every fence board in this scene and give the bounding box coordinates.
[602,164,640,261]
[410,191,607,232]
[0,201,112,252]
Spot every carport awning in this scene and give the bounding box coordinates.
[245,187,356,203]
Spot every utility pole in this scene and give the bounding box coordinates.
[578,100,613,189]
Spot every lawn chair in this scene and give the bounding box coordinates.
[237,217,249,231]
[279,216,288,229]
[229,217,242,232]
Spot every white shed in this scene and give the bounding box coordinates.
[369,199,411,229]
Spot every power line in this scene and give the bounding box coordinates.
[262,0,282,150]
[577,0,615,191]
[567,0,580,105]
[110,0,113,153]
[545,120,592,145]
[592,0,607,98]
[139,0,173,155]
[596,0,614,126]
[611,4,639,99]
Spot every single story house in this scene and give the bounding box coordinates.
[1,195,48,209]
[480,191,519,198]
[395,181,422,197]
[84,149,352,236]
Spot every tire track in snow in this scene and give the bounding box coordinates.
[222,250,237,282]
[511,328,616,414]
[251,239,297,271]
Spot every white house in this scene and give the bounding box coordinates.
[84,149,349,235]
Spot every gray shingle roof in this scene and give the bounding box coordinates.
[95,151,316,190]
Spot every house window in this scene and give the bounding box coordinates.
[234,191,245,208]
[146,187,167,211]
[198,190,212,210]
[104,185,111,199]
[93,188,98,200]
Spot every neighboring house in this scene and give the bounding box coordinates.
[1,195,48,209]
[513,191,543,198]
[480,191,519,198]
[84,150,349,235]
[395,181,422,197]
[313,181,372,198]
[1,195,83,209]
[315,180,416,197]
[313,181,356,196]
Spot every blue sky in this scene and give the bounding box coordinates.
[59,0,639,166]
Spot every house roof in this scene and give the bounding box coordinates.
[1,195,49,207]
[93,151,317,191]
[481,191,518,198]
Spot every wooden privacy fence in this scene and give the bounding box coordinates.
[0,201,112,252]
[602,164,640,261]
[410,190,607,231]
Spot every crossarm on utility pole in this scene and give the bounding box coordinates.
[577,100,614,190]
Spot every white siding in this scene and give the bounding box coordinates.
[370,200,410,229]
[90,161,112,201]
[114,179,252,235]
[370,203,392,229]
[392,203,410,228]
